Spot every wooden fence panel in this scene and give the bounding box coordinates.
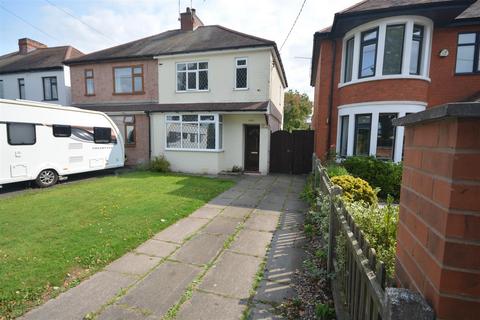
[312,155,387,320]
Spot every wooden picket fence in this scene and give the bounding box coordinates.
[312,156,387,320]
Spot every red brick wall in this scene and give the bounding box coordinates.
[70,59,158,105]
[312,25,480,158]
[396,117,480,320]
[428,25,480,107]
[124,114,149,165]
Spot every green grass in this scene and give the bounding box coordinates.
[0,171,234,319]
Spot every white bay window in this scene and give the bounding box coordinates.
[336,103,425,163]
[166,114,222,151]
[341,16,432,86]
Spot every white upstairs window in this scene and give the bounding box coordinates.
[176,62,208,91]
[235,58,248,89]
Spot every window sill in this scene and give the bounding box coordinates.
[85,94,96,97]
[454,72,480,76]
[338,74,431,88]
[233,87,249,91]
[113,92,145,96]
[176,89,210,93]
[165,148,224,153]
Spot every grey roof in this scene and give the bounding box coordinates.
[65,25,275,63]
[64,25,287,87]
[456,0,480,19]
[393,102,480,126]
[340,0,456,14]
[75,101,270,113]
[0,46,83,75]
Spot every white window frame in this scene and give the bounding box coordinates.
[234,57,248,90]
[339,16,433,87]
[165,113,223,152]
[176,61,209,92]
[336,102,426,163]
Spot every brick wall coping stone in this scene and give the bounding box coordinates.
[393,102,480,127]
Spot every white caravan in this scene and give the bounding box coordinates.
[0,99,124,187]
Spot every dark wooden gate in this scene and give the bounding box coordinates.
[270,130,314,174]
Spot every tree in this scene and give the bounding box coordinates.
[283,90,312,132]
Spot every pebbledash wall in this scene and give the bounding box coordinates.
[393,105,480,320]
[69,59,158,165]
[312,21,480,162]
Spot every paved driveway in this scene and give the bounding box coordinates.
[21,174,308,320]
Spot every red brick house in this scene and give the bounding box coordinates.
[311,0,480,163]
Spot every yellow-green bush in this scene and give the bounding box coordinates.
[331,175,377,205]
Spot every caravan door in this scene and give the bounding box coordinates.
[5,123,38,181]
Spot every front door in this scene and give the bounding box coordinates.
[244,125,260,172]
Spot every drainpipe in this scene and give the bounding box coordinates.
[326,39,337,158]
[145,111,152,161]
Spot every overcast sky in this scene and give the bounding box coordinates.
[0,0,359,99]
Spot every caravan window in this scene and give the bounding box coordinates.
[53,125,71,137]
[94,127,112,144]
[7,123,36,145]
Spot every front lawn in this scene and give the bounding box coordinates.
[0,171,234,319]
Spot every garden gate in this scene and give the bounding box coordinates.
[270,130,313,174]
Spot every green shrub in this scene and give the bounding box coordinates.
[342,156,402,201]
[149,155,171,173]
[326,163,349,178]
[331,175,377,205]
[345,196,398,278]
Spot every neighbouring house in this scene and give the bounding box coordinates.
[0,38,83,105]
[311,0,480,163]
[65,8,287,172]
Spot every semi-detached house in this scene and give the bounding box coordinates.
[65,8,287,174]
[311,0,480,163]
[0,38,83,105]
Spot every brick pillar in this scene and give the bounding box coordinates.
[393,103,480,320]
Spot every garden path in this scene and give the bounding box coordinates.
[21,174,308,320]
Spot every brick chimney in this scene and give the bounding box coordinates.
[179,7,203,31]
[18,38,47,54]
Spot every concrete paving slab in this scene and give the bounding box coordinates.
[153,217,209,243]
[118,261,201,318]
[264,246,305,284]
[284,199,309,213]
[135,239,178,258]
[222,206,253,219]
[230,196,260,208]
[218,189,244,199]
[200,251,262,299]
[105,253,162,275]
[229,229,273,257]
[279,212,305,231]
[209,196,235,207]
[176,291,246,320]
[171,233,227,265]
[22,271,136,320]
[249,303,284,320]
[256,200,284,212]
[254,280,296,303]
[202,216,242,235]
[190,205,223,219]
[245,212,279,232]
[97,305,156,320]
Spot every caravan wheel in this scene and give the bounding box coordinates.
[35,169,59,188]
